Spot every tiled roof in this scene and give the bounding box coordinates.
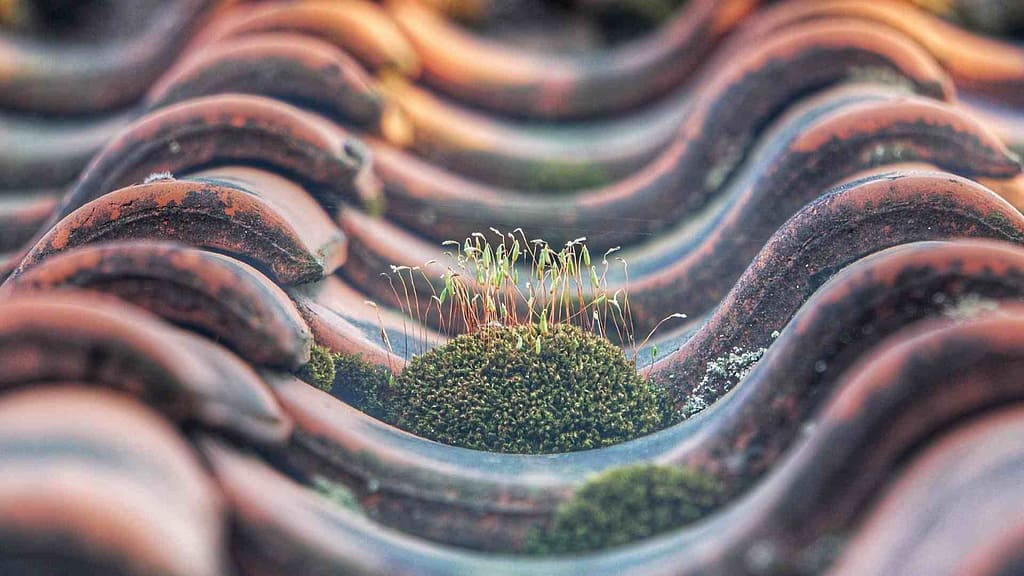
[3,1,1024,574]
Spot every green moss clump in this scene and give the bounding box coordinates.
[293,343,394,416]
[386,323,671,454]
[331,352,393,419]
[311,475,363,515]
[525,464,724,554]
[296,325,672,455]
[298,345,337,393]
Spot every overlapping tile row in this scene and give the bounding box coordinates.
[3,1,1024,574]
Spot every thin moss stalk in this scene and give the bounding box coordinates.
[376,231,686,367]
[525,464,724,554]
[358,232,688,454]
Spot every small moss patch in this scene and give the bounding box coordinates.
[385,323,671,454]
[298,345,337,393]
[525,161,611,190]
[526,464,724,554]
[331,352,393,420]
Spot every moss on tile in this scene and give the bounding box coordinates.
[525,464,724,554]
[311,475,364,515]
[297,345,337,393]
[330,352,393,420]
[526,161,611,190]
[384,323,672,454]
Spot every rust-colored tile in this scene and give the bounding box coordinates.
[209,304,1024,570]
[187,0,420,76]
[387,0,758,119]
[4,0,1024,571]
[0,0,213,114]
[45,94,377,232]
[4,240,313,369]
[0,386,225,576]
[147,33,382,127]
[14,173,346,286]
[831,406,1024,575]
[729,0,1024,107]
[0,292,291,444]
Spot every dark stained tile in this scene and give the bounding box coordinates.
[4,0,1024,573]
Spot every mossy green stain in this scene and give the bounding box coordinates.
[526,161,611,191]
[525,464,724,554]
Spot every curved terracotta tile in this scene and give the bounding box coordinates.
[374,24,969,250]
[0,189,58,253]
[5,3,1022,569]
[376,73,689,191]
[0,0,212,114]
[371,1,1024,192]
[4,16,957,202]
[387,0,758,119]
[188,0,420,76]
[290,291,397,370]
[201,436,478,576]
[830,406,1024,576]
[730,0,1024,107]
[650,239,1024,484]
[190,165,351,278]
[212,306,1024,571]
[14,173,346,286]
[0,293,290,444]
[619,163,1024,334]
[0,110,132,191]
[4,240,313,369]
[353,150,1022,341]
[0,386,225,576]
[147,33,382,127]
[44,94,377,233]
[720,309,1024,574]
[376,14,951,193]
[962,94,1024,158]
[630,170,1024,378]
[285,231,1024,549]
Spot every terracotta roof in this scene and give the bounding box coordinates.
[3,0,1024,573]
